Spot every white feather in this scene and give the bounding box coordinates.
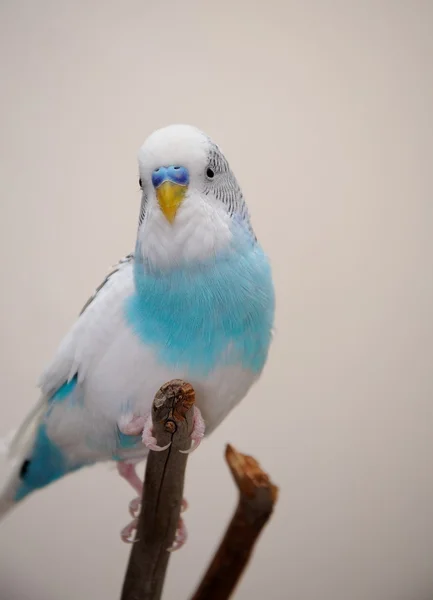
[38,258,134,395]
[138,190,233,270]
[138,124,209,182]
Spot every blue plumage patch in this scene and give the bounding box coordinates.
[14,422,84,501]
[116,429,142,450]
[125,231,275,375]
[50,375,78,403]
[111,428,142,461]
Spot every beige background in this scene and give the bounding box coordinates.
[0,1,432,599]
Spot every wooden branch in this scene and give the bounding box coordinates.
[190,444,279,600]
[121,379,195,600]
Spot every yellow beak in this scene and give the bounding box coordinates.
[156,181,188,223]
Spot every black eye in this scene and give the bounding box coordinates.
[139,178,142,189]
[206,167,215,180]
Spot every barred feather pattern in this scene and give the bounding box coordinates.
[138,192,148,228]
[204,143,256,240]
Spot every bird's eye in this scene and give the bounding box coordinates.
[139,178,142,189]
[206,167,215,180]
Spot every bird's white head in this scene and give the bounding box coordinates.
[136,124,254,271]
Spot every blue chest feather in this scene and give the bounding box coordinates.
[125,237,275,375]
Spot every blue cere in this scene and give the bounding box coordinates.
[151,165,189,188]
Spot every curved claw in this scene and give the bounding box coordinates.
[179,406,205,454]
[129,496,141,518]
[179,438,202,454]
[142,413,172,451]
[123,498,189,549]
[121,517,139,544]
[145,439,172,452]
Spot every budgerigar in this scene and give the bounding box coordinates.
[0,124,275,548]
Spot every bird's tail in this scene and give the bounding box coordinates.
[0,429,19,519]
[0,396,48,520]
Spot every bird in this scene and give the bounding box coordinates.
[0,124,275,549]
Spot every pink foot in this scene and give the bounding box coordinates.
[117,462,144,529]
[117,462,143,496]
[142,413,171,452]
[120,407,205,454]
[116,409,198,548]
[118,414,146,436]
[118,411,170,452]
[120,500,189,549]
[121,517,139,543]
[180,406,206,454]
[117,456,189,548]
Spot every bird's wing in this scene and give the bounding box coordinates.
[38,254,134,397]
[0,254,135,516]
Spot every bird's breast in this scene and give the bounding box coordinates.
[127,244,274,376]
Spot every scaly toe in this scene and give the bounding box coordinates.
[142,413,172,451]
